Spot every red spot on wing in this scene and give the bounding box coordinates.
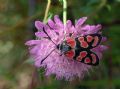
[78,37,84,41]
[91,53,97,64]
[78,37,88,48]
[65,50,75,59]
[81,41,88,48]
[87,35,93,42]
[92,36,99,47]
[77,56,82,61]
[85,57,91,63]
[80,51,87,58]
[66,37,76,48]
[77,51,87,61]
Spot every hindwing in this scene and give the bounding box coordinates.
[76,50,99,66]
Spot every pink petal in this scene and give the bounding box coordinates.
[66,20,72,28]
[75,17,87,27]
[35,21,49,31]
[54,15,63,26]
[25,40,41,46]
[48,19,55,29]
[35,21,44,30]
[35,32,48,38]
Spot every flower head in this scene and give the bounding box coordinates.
[25,15,107,81]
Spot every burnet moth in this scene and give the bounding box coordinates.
[40,27,102,66]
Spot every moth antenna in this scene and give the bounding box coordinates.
[43,27,57,46]
[41,48,56,64]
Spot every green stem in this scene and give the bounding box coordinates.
[43,0,51,23]
[63,0,67,25]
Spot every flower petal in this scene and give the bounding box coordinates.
[82,24,102,34]
[66,20,72,28]
[35,21,44,30]
[35,21,49,31]
[54,15,63,26]
[75,17,87,28]
[25,40,41,46]
[48,19,55,29]
[35,32,48,38]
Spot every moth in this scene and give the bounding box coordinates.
[41,27,102,66]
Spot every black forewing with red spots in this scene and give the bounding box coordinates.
[78,34,102,49]
[75,34,102,66]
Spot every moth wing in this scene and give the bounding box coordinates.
[76,50,99,66]
[66,37,76,48]
[64,49,75,59]
[78,34,102,49]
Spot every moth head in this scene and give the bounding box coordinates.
[57,41,71,53]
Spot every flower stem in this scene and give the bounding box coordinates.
[43,0,51,23]
[63,0,67,25]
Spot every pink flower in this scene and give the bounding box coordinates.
[25,15,107,81]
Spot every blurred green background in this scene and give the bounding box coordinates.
[0,0,120,89]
